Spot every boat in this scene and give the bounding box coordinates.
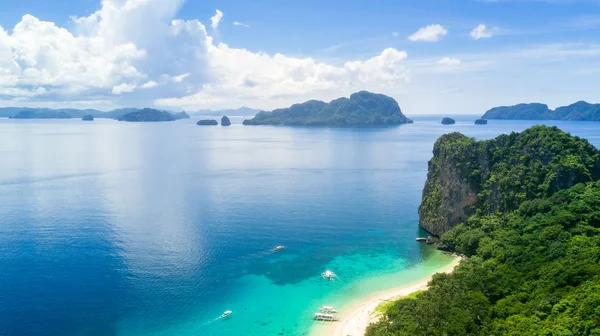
[220,310,232,318]
[321,270,337,281]
[313,313,337,321]
[319,306,338,313]
[274,245,285,252]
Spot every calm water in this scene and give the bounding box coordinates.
[1,116,598,336]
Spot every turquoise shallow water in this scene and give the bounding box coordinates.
[1,116,599,336]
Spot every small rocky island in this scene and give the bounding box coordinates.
[82,115,94,121]
[441,117,455,125]
[242,91,413,126]
[197,119,218,126]
[221,116,231,126]
[482,100,600,121]
[117,108,177,122]
[474,119,487,125]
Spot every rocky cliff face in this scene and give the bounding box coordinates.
[419,126,600,236]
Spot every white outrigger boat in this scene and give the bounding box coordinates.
[321,270,338,281]
[273,245,285,252]
[313,313,337,321]
[319,306,338,313]
[220,310,232,318]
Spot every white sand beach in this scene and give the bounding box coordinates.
[328,256,461,336]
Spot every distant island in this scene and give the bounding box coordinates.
[10,111,72,119]
[197,119,218,126]
[221,116,231,126]
[117,109,187,122]
[482,101,600,120]
[441,117,455,125]
[242,91,413,127]
[82,115,94,121]
[1,107,189,120]
[474,118,487,125]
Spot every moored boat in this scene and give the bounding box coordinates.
[313,313,337,321]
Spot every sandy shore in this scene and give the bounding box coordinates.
[329,256,461,336]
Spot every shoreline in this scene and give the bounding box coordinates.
[322,255,462,336]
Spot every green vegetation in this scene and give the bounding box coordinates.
[419,126,600,236]
[242,91,413,126]
[482,101,600,121]
[369,126,600,335]
[368,181,600,335]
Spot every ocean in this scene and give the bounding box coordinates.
[1,116,598,336]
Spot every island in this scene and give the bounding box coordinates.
[367,125,600,335]
[474,118,487,125]
[441,117,455,125]
[242,91,413,126]
[172,112,190,120]
[82,115,94,121]
[0,107,189,120]
[482,100,600,120]
[197,119,218,126]
[221,116,231,126]
[10,111,72,119]
[117,108,176,122]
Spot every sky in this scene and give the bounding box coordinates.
[0,0,599,114]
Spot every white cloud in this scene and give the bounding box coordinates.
[408,24,448,42]
[171,73,189,83]
[111,83,136,94]
[437,57,461,66]
[0,1,413,110]
[156,47,410,110]
[211,10,223,30]
[233,21,250,28]
[470,24,495,40]
[140,80,158,88]
[392,32,399,37]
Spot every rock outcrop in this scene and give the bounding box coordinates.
[441,117,455,125]
[197,119,218,126]
[474,119,487,125]
[221,116,231,126]
[82,115,94,121]
[418,126,600,236]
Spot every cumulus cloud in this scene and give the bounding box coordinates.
[112,83,136,94]
[437,57,461,66]
[408,24,448,42]
[0,0,411,110]
[470,24,495,40]
[140,80,158,88]
[211,10,223,30]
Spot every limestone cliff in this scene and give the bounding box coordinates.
[418,126,600,236]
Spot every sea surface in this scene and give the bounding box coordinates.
[1,115,599,336]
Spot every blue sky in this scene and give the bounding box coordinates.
[0,0,599,114]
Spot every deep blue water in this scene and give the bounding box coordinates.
[0,115,598,336]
